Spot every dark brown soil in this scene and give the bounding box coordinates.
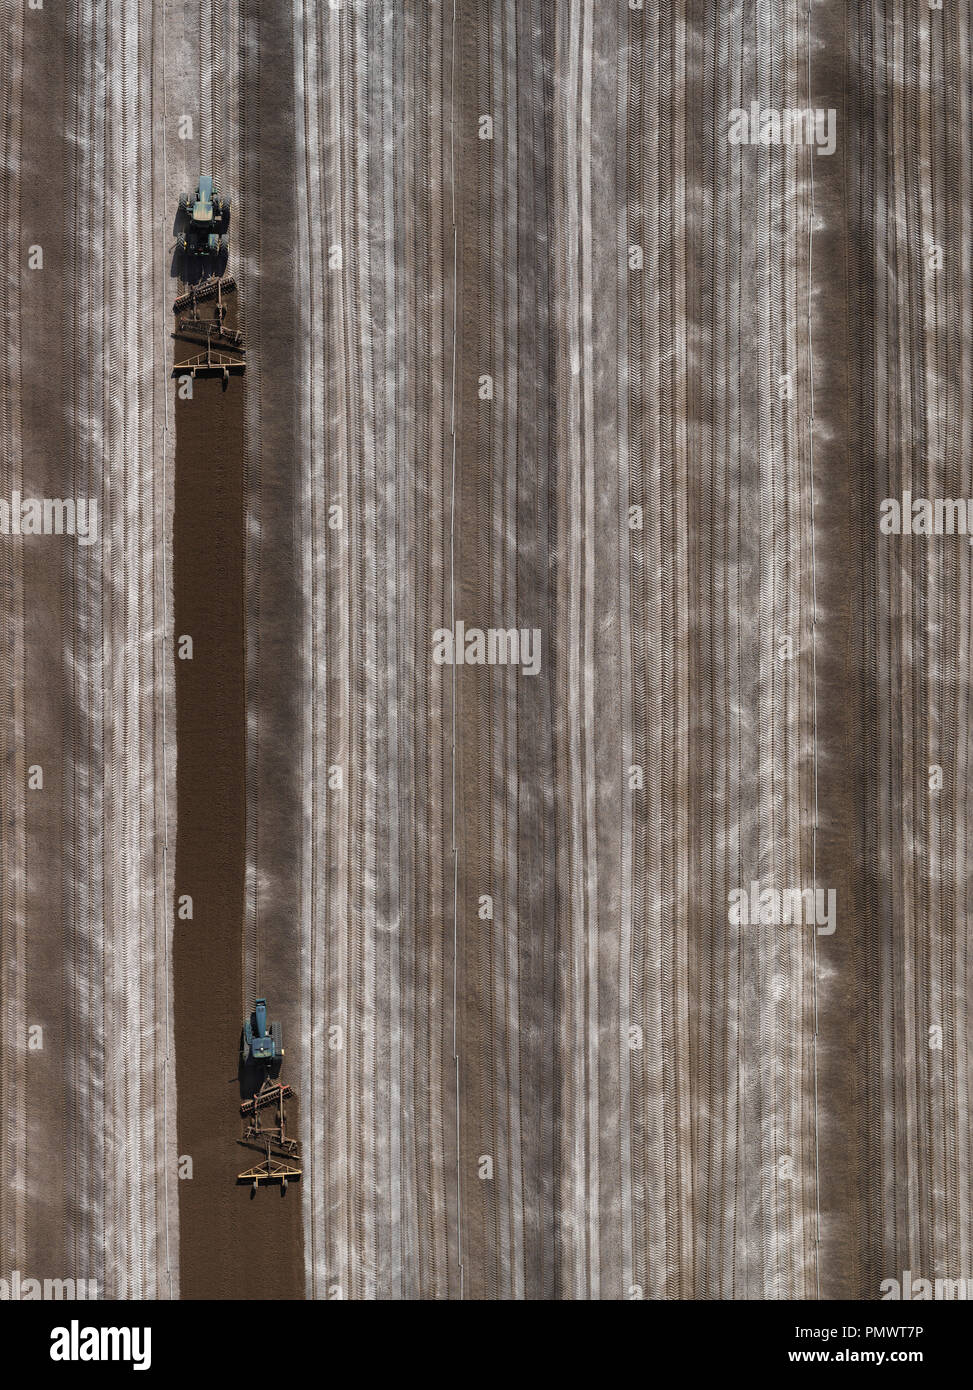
[172,303,303,1299]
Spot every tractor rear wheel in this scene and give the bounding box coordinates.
[271,1021,282,1059]
[221,198,231,229]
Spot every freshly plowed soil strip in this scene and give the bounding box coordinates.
[172,302,301,1299]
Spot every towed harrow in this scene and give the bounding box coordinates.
[237,1144,302,1193]
[173,274,245,381]
[173,274,236,314]
[240,1080,294,1117]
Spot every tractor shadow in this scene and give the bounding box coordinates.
[170,245,229,289]
[169,210,229,288]
[237,1036,285,1102]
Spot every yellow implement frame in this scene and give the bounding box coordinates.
[237,1142,302,1191]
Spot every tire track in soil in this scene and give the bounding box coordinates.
[171,296,301,1299]
[812,1,867,1300]
[19,0,70,1285]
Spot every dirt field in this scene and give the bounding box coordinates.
[172,295,302,1298]
[2,0,973,1305]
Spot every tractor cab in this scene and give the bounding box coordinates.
[178,176,231,259]
[189,175,215,225]
[241,997,283,1069]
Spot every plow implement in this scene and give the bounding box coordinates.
[173,273,245,380]
[237,1143,302,1192]
[174,336,246,380]
[240,1080,294,1117]
[177,341,247,375]
[173,274,236,314]
[177,318,245,349]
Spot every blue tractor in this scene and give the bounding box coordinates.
[240,998,283,1070]
[178,175,230,259]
